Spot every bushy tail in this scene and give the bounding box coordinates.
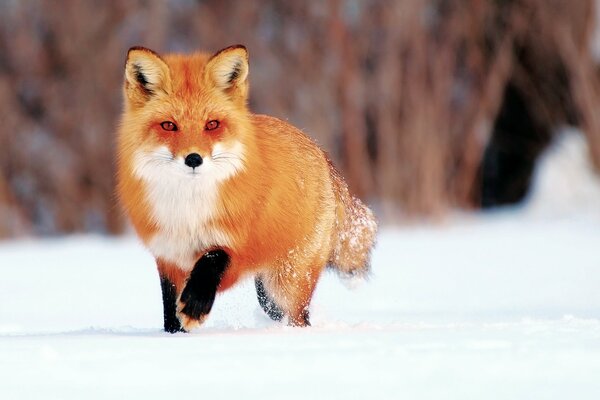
[327,163,377,280]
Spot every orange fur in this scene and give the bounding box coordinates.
[116,45,377,330]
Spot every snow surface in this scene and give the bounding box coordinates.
[1,131,600,399]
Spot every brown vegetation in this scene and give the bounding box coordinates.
[0,0,598,237]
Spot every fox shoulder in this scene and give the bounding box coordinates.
[250,115,326,158]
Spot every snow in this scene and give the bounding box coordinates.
[1,131,600,399]
[2,216,599,399]
[526,128,600,218]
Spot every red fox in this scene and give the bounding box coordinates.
[116,45,377,332]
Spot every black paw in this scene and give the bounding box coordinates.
[180,250,230,320]
[255,276,284,322]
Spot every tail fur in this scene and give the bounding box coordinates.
[327,162,377,279]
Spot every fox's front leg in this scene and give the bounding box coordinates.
[177,250,230,331]
[159,275,184,333]
[156,250,229,333]
[156,259,187,333]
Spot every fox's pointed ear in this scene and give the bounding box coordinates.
[205,45,249,102]
[124,47,171,107]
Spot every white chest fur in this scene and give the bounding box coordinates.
[133,143,244,270]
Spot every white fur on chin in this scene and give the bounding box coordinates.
[133,142,245,271]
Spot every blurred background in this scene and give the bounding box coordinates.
[1,0,600,238]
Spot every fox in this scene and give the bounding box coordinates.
[116,44,377,333]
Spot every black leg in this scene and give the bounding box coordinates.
[255,276,284,322]
[160,277,183,333]
[179,250,230,322]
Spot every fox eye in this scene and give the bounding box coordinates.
[205,120,220,131]
[160,121,177,132]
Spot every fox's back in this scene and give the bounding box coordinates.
[214,114,337,266]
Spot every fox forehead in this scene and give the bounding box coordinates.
[163,52,210,95]
[155,53,237,121]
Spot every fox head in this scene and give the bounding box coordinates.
[119,45,251,184]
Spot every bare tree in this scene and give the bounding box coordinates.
[0,0,598,237]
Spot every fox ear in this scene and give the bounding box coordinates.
[124,47,171,107]
[205,45,249,102]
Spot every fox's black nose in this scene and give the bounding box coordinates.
[184,153,203,168]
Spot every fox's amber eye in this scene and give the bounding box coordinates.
[160,121,177,132]
[205,120,220,131]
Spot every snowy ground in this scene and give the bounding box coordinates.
[1,132,600,399]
